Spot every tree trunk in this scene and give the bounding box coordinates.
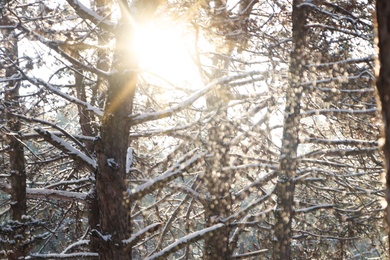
[203,118,233,259]
[93,1,159,258]
[375,1,390,255]
[1,11,27,260]
[94,19,136,260]
[273,1,307,259]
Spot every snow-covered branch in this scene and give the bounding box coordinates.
[295,204,334,213]
[306,23,372,40]
[299,147,378,159]
[19,24,110,78]
[301,108,377,117]
[11,112,94,157]
[129,71,266,125]
[34,127,97,171]
[0,182,86,202]
[302,138,378,146]
[144,223,225,260]
[123,222,162,247]
[27,77,103,117]
[66,0,116,32]
[231,249,269,259]
[223,186,275,223]
[306,56,374,68]
[28,252,98,259]
[127,149,206,201]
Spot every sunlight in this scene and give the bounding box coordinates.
[133,22,202,86]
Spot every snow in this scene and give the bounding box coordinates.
[144,223,225,259]
[107,158,118,169]
[126,147,134,174]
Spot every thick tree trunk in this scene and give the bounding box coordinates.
[1,12,27,260]
[375,1,390,255]
[93,1,159,258]
[203,119,233,259]
[94,20,136,259]
[273,1,307,259]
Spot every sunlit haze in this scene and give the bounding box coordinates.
[133,22,202,87]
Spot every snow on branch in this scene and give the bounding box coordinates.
[28,252,98,259]
[26,188,87,202]
[295,204,334,214]
[299,147,378,159]
[27,77,103,117]
[302,138,378,146]
[223,186,275,223]
[231,249,269,259]
[65,0,116,32]
[144,223,225,260]
[18,24,109,79]
[301,108,377,117]
[306,23,372,41]
[11,112,94,157]
[0,182,86,202]
[62,240,90,254]
[122,222,162,247]
[126,147,134,174]
[127,149,206,201]
[129,71,266,125]
[34,127,97,171]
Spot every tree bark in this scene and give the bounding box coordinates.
[1,9,27,260]
[375,1,390,256]
[94,22,135,260]
[93,1,159,258]
[273,1,307,259]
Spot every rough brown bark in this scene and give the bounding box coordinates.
[273,1,307,259]
[1,10,27,260]
[93,1,159,258]
[375,0,390,255]
[94,21,135,260]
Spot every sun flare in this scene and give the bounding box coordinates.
[133,22,201,86]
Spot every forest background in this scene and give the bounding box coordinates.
[0,0,387,259]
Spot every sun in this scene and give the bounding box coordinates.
[133,22,202,86]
